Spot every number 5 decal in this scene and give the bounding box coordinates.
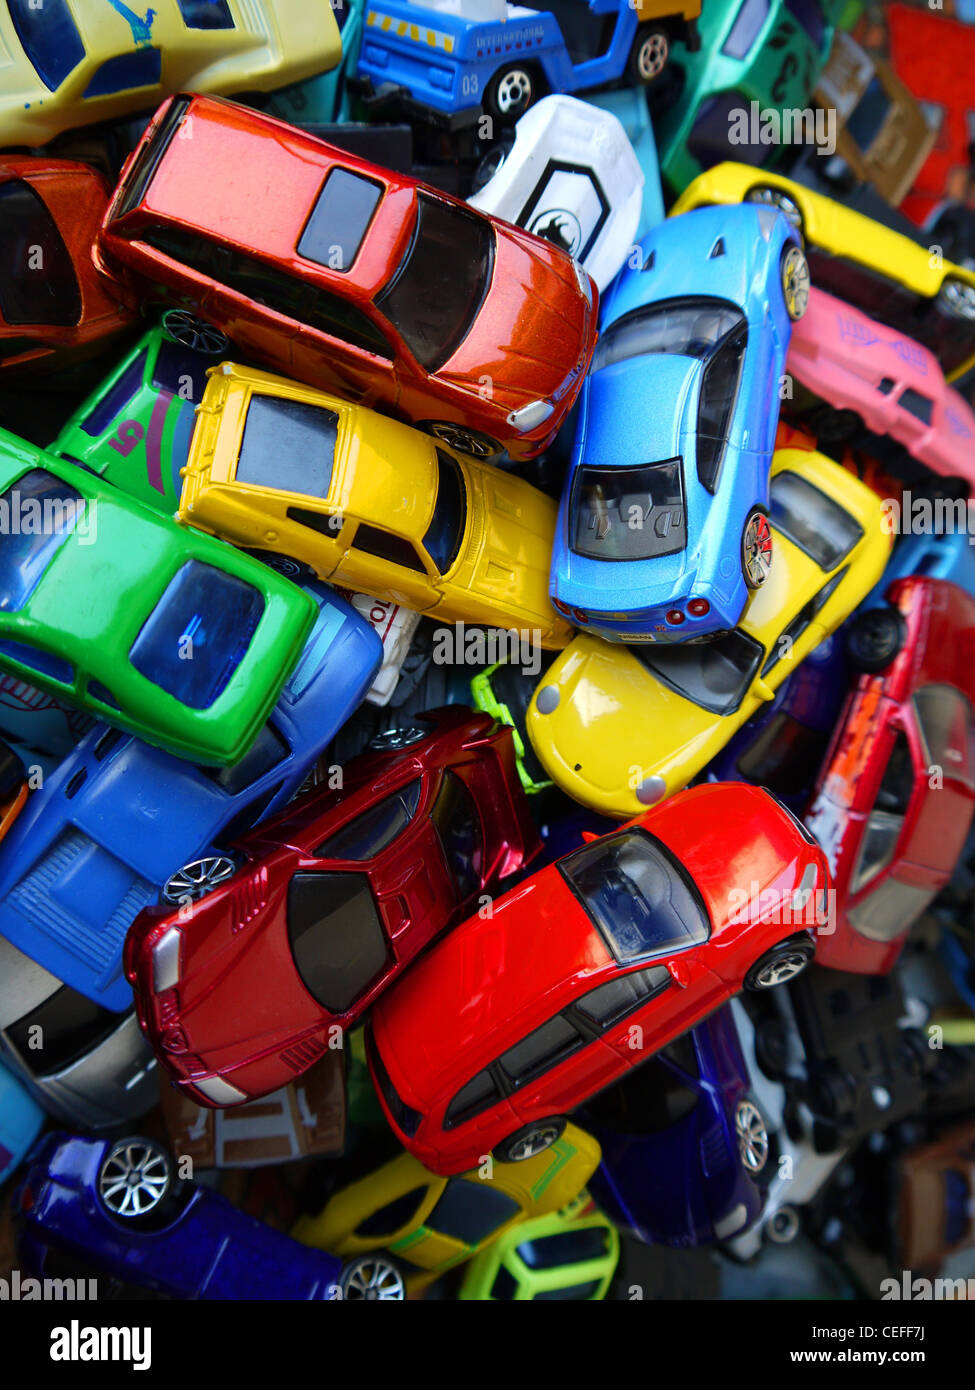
[108,419,145,457]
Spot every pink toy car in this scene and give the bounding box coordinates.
[786,286,975,488]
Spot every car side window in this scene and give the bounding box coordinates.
[83,48,162,99]
[350,523,427,573]
[446,1068,502,1128]
[499,1016,583,1087]
[574,965,671,1029]
[913,684,975,790]
[696,328,747,491]
[876,731,914,817]
[313,779,423,860]
[430,771,483,902]
[353,1186,428,1239]
[176,0,235,28]
[427,1179,521,1246]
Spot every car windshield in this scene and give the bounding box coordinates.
[375,193,494,372]
[723,0,771,58]
[592,299,744,374]
[236,395,338,499]
[768,470,863,571]
[559,829,710,964]
[80,350,147,437]
[570,460,686,561]
[128,560,265,709]
[0,181,80,328]
[8,0,84,90]
[287,871,388,1015]
[633,627,766,717]
[423,450,467,573]
[0,469,83,612]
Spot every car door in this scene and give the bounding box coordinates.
[340,520,440,612]
[900,682,975,879]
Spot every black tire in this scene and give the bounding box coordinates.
[744,934,815,992]
[485,64,534,121]
[845,605,905,673]
[367,724,429,753]
[494,1117,566,1164]
[741,509,773,589]
[244,550,315,583]
[815,406,863,448]
[161,309,229,356]
[338,1252,406,1301]
[766,1204,801,1244]
[629,26,670,84]
[472,139,514,193]
[418,420,501,458]
[754,1018,791,1081]
[97,1137,173,1224]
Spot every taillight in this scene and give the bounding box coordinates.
[665,609,685,625]
[687,598,711,618]
[553,598,572,616]
[573,608,590,624]
[18,1184,34,1212]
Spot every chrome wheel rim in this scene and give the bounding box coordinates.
[746,187,803,233]
[99,1140,169,1219]
[637,32,668,80]
[743,513,773,587]
[782,245,810,319]
[755,951,809,988]
[163,855,237,904]
[495,68,532,115]
[941,278,975,321]
[162,310,228,355]
[508,1124,560,1162]
[369,725,427,752]
[343,1258,405,1301]
[735,1100,769,1174]
[429,422,495,457]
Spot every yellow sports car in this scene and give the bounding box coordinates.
[291,1122,600,1294]
[180,362,573,647]
[671,163,975,381]
[0,0,340,148]
[525,448,892,820]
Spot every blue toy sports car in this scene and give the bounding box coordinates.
[0,580,381,1012]
[550,202,807,643]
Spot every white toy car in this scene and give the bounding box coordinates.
[337,591,422,708]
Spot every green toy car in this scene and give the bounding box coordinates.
[50,311,229,516]
[459,1196,619,1302]
[0,428,316,766]
[470,661,552,795]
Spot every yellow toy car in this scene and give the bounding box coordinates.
[525,448,892,820]
[0,0,341,148]
[671,162,975,381]
[458,1193,619,1301]
[291,1122,600,1293]
[180,362,573,648]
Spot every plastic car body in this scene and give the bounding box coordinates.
[671,162,975,381]
[654,0,844,193]
[0,580,380,1013]
[14,1132,356,1300]
[471,660,554,795]
[124,707,542,1107]
[896,1120,975,1269]
[550,203,801,643]
[0,934,157,1130]
[178,362,573,647]
[293,1121,600,1290]
[860,530,975,615]
[806,576,975,975]
[0,0,342,149]
[95,93,598,462]
[786,286,975,488]
[468,94,644,294]
[356,0,700,124]
[458,1193,619,1300]
[580,1004,770,1247]
[0,429,316,767]
[368,780,828,1176]
[334,589,422,707]
[0,158,133,375]
[529,447,890,819]
[0,738,28,849]
[584,86,666,244]
[262,0,367,125]
[50,313,230,515]
[0,1056,44,1184]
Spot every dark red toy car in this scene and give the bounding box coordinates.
[94,93,597,461]
[806,576,975,976]
[367,782,829,1176]
[1,157,132,373]
[123,708,541,1107]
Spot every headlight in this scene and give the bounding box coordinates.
[152,926,182,993]
[572,257,593,307]
[506,398,555,432]
[194,1076,247,1106]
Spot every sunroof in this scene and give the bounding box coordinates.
[297,169,383,273]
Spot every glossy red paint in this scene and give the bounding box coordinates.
[807,577,975,975]
[0,158,133,373]
[367,782,828,1176]
[94,94,597,461]
[122,708,541,1107]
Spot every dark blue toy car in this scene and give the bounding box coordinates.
[0,579,382,1012]
[15,1132,404,1300]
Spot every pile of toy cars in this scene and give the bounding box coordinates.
[0,0,974,1304]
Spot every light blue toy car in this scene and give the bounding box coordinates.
[550,202,807,643]
[0,1057,44,1184]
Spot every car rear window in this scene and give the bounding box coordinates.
[8,0,84,90]
[570,460,686,561]
[128,560,265,709]
[6,986,119,1076]
[633,627,765,717]
[176,0,235,28]
[298,169,383,273]
[236,395,338,498]
[769,470,864,571]
[0,469,83,611]
[287,871,389,1014]
[0,181,81,328]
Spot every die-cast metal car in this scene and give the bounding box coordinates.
[458,1193,619,1301]
[529,447,890,819]
[95,93,598,462]
[367,780,828,1175]
[550,203,806,643]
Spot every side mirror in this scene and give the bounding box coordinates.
[754,677,776,704]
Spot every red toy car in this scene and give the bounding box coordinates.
[806,576,975,975]
[123,708,541,1108]
[94,94,597,461]
[1,157,133,373]
[367,782,829,1176]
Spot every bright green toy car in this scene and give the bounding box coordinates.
[0,428,316,766]
[458,1195,619,1302]
[49,311,229,517]
[470,661,552,796]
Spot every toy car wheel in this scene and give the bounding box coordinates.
[780,244,810,321]
[420,420,500,458]
[338,1252,406,1301]
[745,186,804,237]
[486,65,534,120]
[734,1098,770,1176]
[245,550,314,582]
[814,406,862,447]
[630,27,669,84]
[754,1018,791,1080]
[741,510,773,589]
[367,724,429,752]
[494,1117,566,1163]
[472,139,514,193]
[744,934,815,991]
[98,1137,172,1222]
[766,1205,801,1244]
[845,606,905,673]
[162,854,239,905]
[161,309,229,355]
[939,277,975,322]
